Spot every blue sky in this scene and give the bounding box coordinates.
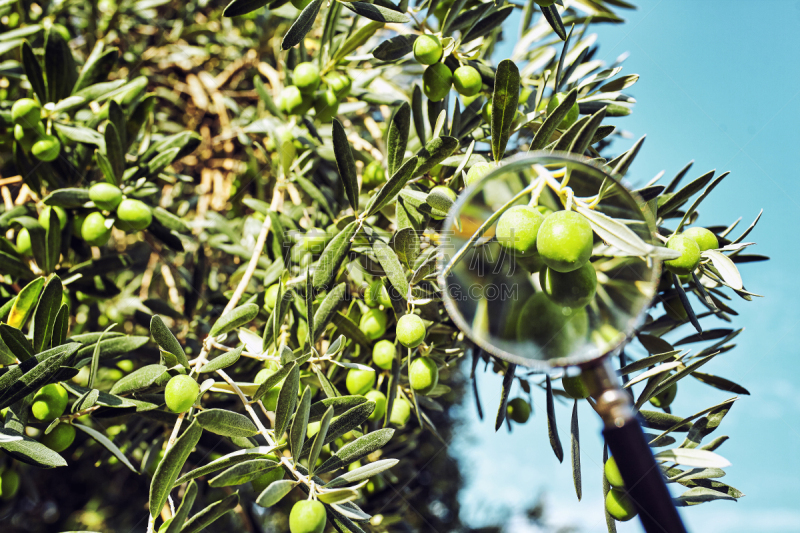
[452,2,800,532]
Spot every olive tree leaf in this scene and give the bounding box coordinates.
[282,0,324,50]
[300,401,375,458]
[196,409,259,437]
[703,250,743,290]
[393,227,420,269]
[313,221,357,289]
[308,405,334,476]
[495,363,515,431]
[491,60,520,162]
[256,479,295,507]
[681,403,734,449]
[332,119,360,213]
[74,423,137,472]
[45,28,77,101]
[89,324,117,389]
[413,137,458,178]
[312,283,347,341]
[325,458,399,488]
[673,486,737,506]
[109,364,170,395]
[208,459,280,487]
[274,364,300,437]
[223,0,269,17]
[339,2,409,22]
[174,446,278,486]
[200,345,243,373]
[568,106,606,155]
[209,303,259,337]
[546,375,564,462]
[290,385,312,459]
[611,135,646,177]
[372,239,409,301]
[316,428,394,475]
[21,41,46,104]
[412,85,426,146]
[164,480,197,533]
[462,5,513,43]
[254,361,295,402]
[149,419,203,517]
[7,277,44,329]
[150,315,189,368]
[690,371,749,395]
[42,188,91,208]
[654,448,731,469]
[671,274,702,334]
[386,102,411,176]
[365,156,418,216]
[181,492,239,533]
[0,325,34,361]
[0,428,67,468]
[308,396,367,422]
[530,88,577,150]
[372,35,417,62]
[571,400,581,501]
[0,343,80,410]
[658,169,716,217]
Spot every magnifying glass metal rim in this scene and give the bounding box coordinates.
[436,150,662,372]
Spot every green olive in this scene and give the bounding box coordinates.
[562,375,590,399]
[413,35,443,65]
[496,205,544,257]
[31,135,60,162]
[364,279,392,308]
[649,382,677,408]
[346,368,376,396]
[682,227,718,252]
[263,284,280,312]
[31,383,69,421]
[280,86,313,116]
[313,89,339,122]
[452,65,482,97]
[116,198,153,232]
[604,456,625,488]
[362,160,387,190]
[366,390,387,421]
[0,469,20,500]
[517,293,588,359]
[409,357,439,395]
[81,212,112,247]
[89,182,123,211]
[396,314,426,348]
[164,375,199,413]
[422,63,452,102]
[39,205,68,231]
[293,62,321,94]
[42,423,76,452]
[542,262,597,308]
[664,234,701,276]
[289,499,327,533]
[481,101,492,123]
[359,308,388,340]
[546,92,580,129]
[251,456,285,493]
[389,397,411,427]
[536,210,594,273]
[506,397,531,423]
[290,0,313,9]
[372,339,396,370]
[605,488,637,522]
[326,72,352,98]
[465,162,493,186]
[16,228,31,255]
[11,98,41,128]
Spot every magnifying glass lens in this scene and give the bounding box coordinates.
[438,154,660,369]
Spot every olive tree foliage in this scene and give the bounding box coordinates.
[0,0,765,531]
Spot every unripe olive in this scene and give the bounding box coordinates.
[465,162,493,186]
[301,228,327,254]
[542,262,597,308]
[116,198,153,231]
[42,423,76,452]
[562,375,590,399]
[14,123,41,151]
[452,65,482,97]
[409,357,439,395]
[346,369,376,396]
[362,160,386,190]
[31,383,69,421]
[413,35,443,65]
[255,363,283,411]
[604,456,625,488]
[649,382,678,408]
[372,339,396,370]
[39,205,68,231]
[605,489,637,522]
[359,308,387,340]
[546,92,580,129]
[366,390,387,421]
[389,397,412,427]
[396,314,426,348]
[422,63,452,102]
[81,212,112,246]
[664,234,701,276]
[515,251,545,273]
[289,500,326,533]
[364,279,392,308]
[16,228,31,255]
[481,102,492,123]
[536,210,594,273]
[291,0,313,9]
[263,284,280,312]
[517,293,588,359]
[32,135,60,161]
[164,375,199,413]
[293,62,321,94]
[280,86,312,116]
[0,469,20,500]
[496,205,544,257]
[682,227,718,252]
[313,89,338,122]
[89,182,123,211]
[506,397,530,423]
[428,186,456,220]
[326,72,352,98]
[11,98,41,127]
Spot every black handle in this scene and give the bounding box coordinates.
[604,418,688,533]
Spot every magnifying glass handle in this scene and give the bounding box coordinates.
[604,415,688,533]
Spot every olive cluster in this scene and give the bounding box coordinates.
[413,35,482,102]
[18,383,78,453]
[279,61,351,122]
[11,98,60,162]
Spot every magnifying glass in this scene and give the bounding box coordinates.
[437,153,688,533]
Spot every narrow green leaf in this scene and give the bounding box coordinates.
[44,206,61,274]
[462,5,513,43]
[308,396,367,422]
[21,41,46,105]
[414,137,458,178]
[372,239,409,301]
[74,423,137,472]
[325,458,398,488]
[7,277,44,329]
[568,106,606,155]
[541,4,567,40]
[0,325,33,361]
[366,156,418,216]
[42,188,91,208]
[200,345,243,373]
[150,315,189,368]
[673,486,737,506]
[659,169,716,217]
[312,283,346,341]
[89,324,116,389]
[654,448,730,468]
[196,409,259,438]
[491,60,520,161]
[332,119,360,212]
[254,361,295,402]
[339,1,409,22]
[44,28,77,101]
[570,400,581,500]
[546,375,563,462]
[386,102,411,176]
[0,427,67,468]
[372,35,417,62]
[209,459,280,487]
[274,364,300,437]
[149,419,203,517]
[412,85,426,146]
[308,405,334,476]
[495,363,515,431]
[316,428,394,474]
[255,479,295,507]
[530,88,577,150]
[109,364,170,395]
[312,221,357,289]
[209,303,259,337]
[174,446,278,486]
[182,492,239,533]
[282,0,324,49]
[0,343,80,410]
[52,304,69,347]
[164,480,197,533]
[223,0,268,17]
[291,385,312,459]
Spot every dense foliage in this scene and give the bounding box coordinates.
[0,0,765,531]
